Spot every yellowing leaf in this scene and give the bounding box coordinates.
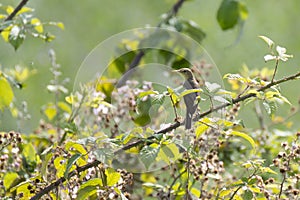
[195,122,209,138]
[230,130,256,150]
[179,88,202,98]
[58,101,72,114]
[219,188,232,197]
[0,76,14,110]
[105,168,121,186]
[31,18,44,33]
[0,14,6,19]
[17,7,33,15]
[43,104,57,121]
[190,187,201,197]
[140,173,156,183]
[65,141,87,155]
[261,167,277,174]
[56,22,65,30]
[65,95,75,104]
[3,172,19,190]
[6,6,14,14]
[1,29,10,42]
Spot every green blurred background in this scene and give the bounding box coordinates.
[1,0,300,133]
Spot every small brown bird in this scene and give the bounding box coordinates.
[175,68,200,129]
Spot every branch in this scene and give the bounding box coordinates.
[114,121,181,154]
[30,71,300,199]
[30,160,101,200]
[0,0,29,33]
[116,71,300,154]
[128,0,186,71]
[195,71,300,120]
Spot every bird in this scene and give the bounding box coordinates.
[175,68,200,129]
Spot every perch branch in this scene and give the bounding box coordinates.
[118,71,300,153]
[31,71,300,199]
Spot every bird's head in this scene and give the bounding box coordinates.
[174,68,194,80]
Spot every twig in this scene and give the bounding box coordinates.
[126,0,186,71]
[116,71,300,154]
[278,172,286,199]
[31,71,300,199]
[195,71,300,121]
[114,121,181,154]
[167,169,187,198]
[271,59,279,83]
[30,160,101,200]
[278,159,290,199]
[0,0,29,33]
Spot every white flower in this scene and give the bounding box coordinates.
[276,46,293,61]
[264,54,277,62]
[263,45,293,62]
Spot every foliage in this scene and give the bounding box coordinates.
[0,1,300,200]
[0,1,64,50]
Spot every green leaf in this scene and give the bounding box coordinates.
[0,76,14,110]
[140,145,160,169]
[164,143,180,161]
[9,25,25,50]
[230,130,256,150]
[179,19,206,43]
[77,178,103,200]
[3,172,19,190]
[151,93,165,105]
[41,152,53,180]
[22,143,37,172]
[64,153,81,178]
[105,168,121,186]
[242,190,253,200]
[157,143,180,164]
[93,148,114,165]
[217,0,239,30]
[263,101,277,117]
